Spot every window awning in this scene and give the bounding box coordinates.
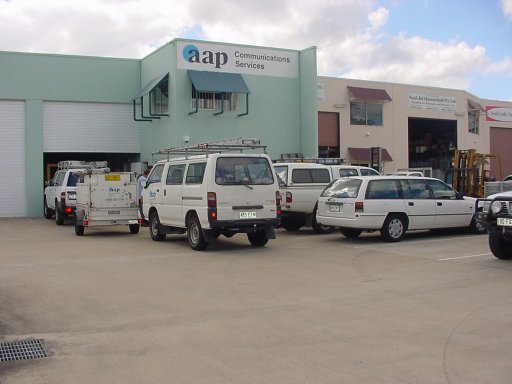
[348,147,393,162]
[347,86,392,102]
[133,73,169,100]
[467,99,485,112]
[188,70,251,94]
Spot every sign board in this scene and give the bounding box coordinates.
[177,41,299,78]
[486,106,512,122]
[408,93,457,112]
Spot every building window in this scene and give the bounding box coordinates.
[151,77,168,114]
[350,101,383,126]
[468,110,479,134]
[191,86,237,111]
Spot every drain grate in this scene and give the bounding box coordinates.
[0,339,49,362]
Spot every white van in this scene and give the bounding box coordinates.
[316,176,485,242]
[142,150,280,251]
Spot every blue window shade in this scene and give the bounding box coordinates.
[188,70,251,94]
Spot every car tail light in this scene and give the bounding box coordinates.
[83,220,89,226]
[60,192,66,203]
[207,192,217,222]
[355,201,364,212]
[64,207,72,214]
[138,218,143,224]
[276,191,282,216]
[286,191,292,204]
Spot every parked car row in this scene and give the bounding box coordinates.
[43,154,488,252]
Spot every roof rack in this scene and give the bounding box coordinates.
[57,160,109,170]
[274,157,346,165]
[152,138,267,161]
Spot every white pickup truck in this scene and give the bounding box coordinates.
[44,161,108,225]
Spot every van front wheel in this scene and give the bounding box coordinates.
[149,211,166,241]
[187,216,208,251]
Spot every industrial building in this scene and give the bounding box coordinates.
[0,38,511,217]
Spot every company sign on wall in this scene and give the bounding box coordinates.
[177,41,299,78]
[408,93,457,112]
[486,106,512,122]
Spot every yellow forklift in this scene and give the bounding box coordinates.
[450,149,502,197]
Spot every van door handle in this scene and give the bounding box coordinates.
[408,202,414,206]
[164,190,166,196]
[437,202,442,206]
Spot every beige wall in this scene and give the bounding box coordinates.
[317,76,510,175]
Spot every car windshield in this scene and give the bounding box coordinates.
[321,178,362,198]
[216,157,274,185]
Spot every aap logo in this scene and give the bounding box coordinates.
[182,44,228,69]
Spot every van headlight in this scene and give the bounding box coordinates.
[491,201,503,214]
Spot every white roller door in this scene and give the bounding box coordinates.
[43,102,140,152]
[0,101,26,217]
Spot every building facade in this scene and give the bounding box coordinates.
[317,77,512,181]
[0,39,317,217]
[1,38,511,218]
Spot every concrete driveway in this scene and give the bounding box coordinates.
[1,218,511,384]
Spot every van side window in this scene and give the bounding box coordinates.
[67,172,78,186]
[166,164,186,185]
[147,164,164,185]
[292,169,330,183]
[366,180,400,199]
[407,179,432,199]
[427,179,457,199]
[186,162,206,184]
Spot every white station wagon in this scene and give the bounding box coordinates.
[316,176,485,242]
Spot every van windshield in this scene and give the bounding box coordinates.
[216,157,274,185]
[321,178,362,198]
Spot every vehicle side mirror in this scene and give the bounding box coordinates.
[455,191,464,199]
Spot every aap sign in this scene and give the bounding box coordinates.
[177,41,299,78]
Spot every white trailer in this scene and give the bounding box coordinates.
[74,168,141,236]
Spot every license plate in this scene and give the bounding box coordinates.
[239,212,256,219]
[128,220,139,224]
[328,204,340,212]
[108,210,120,215]
[497,217,512,227]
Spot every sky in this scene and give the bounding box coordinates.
[1,0,511,101]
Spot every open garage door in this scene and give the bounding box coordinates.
[408,118,457,180]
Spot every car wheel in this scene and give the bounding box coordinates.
[469,217,486,234]
[340,228,362,238]
[129,224,140,234]
[187,215,208,251]
[75,223,84,236]
[247,230,269,246]
[281,217,304,231]
[311,206,333,234]
[55,203,64,225]
[488,231,512,260]
[43,197,53,219]
[149,211,166,241]
[380,214,407,242]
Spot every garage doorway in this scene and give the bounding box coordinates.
[408,118,457,180]
[43,153,140,182]
[318,112,340,158]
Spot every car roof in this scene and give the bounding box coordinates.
[273,162,329,169]
[335,175,438,181]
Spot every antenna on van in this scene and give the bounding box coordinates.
[152,138,267,161]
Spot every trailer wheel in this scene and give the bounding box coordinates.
[129,224,140,234]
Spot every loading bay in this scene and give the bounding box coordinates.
[1,218,511,384]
